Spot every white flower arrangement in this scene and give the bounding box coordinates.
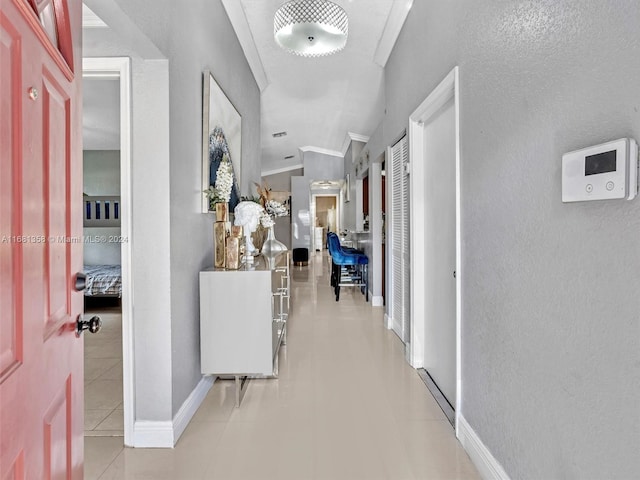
[265,199,288,217]
[205,154,234,208]
[214,157,233,202]
[260,210,275,229]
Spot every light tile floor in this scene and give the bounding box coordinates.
[86,253,480,479]
[84,308,124,438]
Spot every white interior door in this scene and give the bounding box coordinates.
[390,136,410,343]
[422,98,457,406]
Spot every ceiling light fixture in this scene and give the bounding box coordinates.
[274,0,348,57]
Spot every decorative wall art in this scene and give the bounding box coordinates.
[202,71,242,213]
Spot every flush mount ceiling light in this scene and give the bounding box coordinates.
[274,0,348,57]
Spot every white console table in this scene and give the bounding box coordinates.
[199,252,290,406]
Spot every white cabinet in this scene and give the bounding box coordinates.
[199,253,290,382]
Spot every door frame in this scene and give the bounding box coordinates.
[310,192,340,251]
[82,57,134,445]
[408,66,461,430]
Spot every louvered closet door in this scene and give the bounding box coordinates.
[390,136,409,343]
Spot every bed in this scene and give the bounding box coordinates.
[84,194,121,228]
[84,264,122,298]
[83,195,123,299]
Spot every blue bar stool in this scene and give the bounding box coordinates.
[327,232,368,302]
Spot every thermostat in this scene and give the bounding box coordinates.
[562,138,638,202]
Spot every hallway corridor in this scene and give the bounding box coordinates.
[86,253,479,479]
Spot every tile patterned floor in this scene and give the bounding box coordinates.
[84,309,124,437]
[86,253,479,479]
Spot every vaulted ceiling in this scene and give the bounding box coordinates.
[81,1,413,173]
[223,0,412,175]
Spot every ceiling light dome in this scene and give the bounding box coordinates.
[274,0,348,57]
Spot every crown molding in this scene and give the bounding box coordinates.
[299,146,344,158]
[83,0,165,59]
[261,163,304,177]
[341,132,370,156]
[373,0,413,67]
[82,4,108,28]
[221,0,269,92]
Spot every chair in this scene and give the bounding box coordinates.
[327,232,368,302]
[292,247,309,266]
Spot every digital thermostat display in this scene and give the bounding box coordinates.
[562,138,638,202]
[585,150,616,176]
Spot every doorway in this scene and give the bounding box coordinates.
[310,193,339,252]
[82,58,134,445]
[82,75,123,439]
[408,67,461,428]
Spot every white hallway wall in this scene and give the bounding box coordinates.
[368,1,640,478]
[291,151,345,250]
[84,0,261,441]
[83,150,121,266]
[102,0,262,419]
[262,168,304,250]
[82,9,173,431]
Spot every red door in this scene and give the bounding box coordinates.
[1,0,83,478]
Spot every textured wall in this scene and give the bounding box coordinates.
[342,141,365,231]
[83,150,120,195]
[377,0,640,478]
[262,169,303,249]
[163,0,261,417]
[342,144,356,231]
[262,168,303,191]
[291,151,345,249]
[83,150,121,266]
[291,176,311,249]
[83,16,174,425]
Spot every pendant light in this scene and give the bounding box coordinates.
[274,0,348,57]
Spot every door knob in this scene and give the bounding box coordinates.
[76,315,101,337]
[75,272,87,291]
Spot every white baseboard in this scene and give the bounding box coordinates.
[392,316,402,336]
[133,420,174,448]
[458,415,510,480]
[371,294,384,307]
[384,313,392,329]
[132,375,215,448]
[172,375,215,443]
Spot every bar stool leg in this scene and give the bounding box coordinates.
[365,264,369,302]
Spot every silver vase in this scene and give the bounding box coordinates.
[261,225,287,256]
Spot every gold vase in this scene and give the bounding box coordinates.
[226,226,242,270]
[213,203,229,268]
[215,202,228,222]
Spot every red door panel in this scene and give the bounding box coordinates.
[0,13,24,384]
[43,379,72,479]
[42,70,72,332]
[1,0,82,478]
